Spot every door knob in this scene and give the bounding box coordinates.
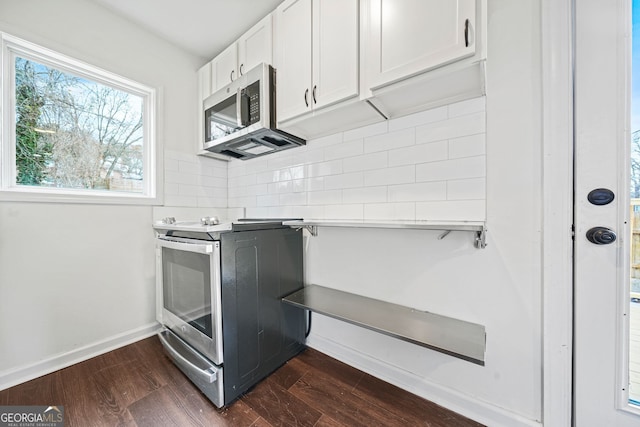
[586,227,617,245]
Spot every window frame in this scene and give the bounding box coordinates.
[0,33,161,205]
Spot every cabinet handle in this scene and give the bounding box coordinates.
[239,64,244,75]
[312,85,317,104]
[304,88,309,107]
[464,19,470,47]
[230,70,235,82]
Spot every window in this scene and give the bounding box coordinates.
[1,33,158,203]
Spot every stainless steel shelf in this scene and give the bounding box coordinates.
[283,285,486,365]
[282,219,487,248]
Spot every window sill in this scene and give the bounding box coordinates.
[0,187,162,206]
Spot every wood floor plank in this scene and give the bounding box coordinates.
[241,375,322,427]
[266,357,310,390]
[0,337,484,426]
[60,357,136,427]
[353,372,484,427]
[289,369,409,427]
[3,371,64,406]
[294,348,364,390]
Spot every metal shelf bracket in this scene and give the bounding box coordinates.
[475,227,487,249]
[294,225,318,237]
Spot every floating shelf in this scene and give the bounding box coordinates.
[283,284,486,365]
[283,219,487,248]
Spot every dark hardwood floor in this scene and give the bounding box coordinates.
[0,337,483,426]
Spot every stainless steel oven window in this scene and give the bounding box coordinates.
[162,247,213,338]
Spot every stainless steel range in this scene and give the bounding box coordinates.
[153,217,306,407]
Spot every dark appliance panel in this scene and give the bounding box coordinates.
[220,227,305,404]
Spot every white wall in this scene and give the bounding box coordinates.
[0,0,203,388]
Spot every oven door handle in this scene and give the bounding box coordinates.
[158,330,218,383]
[156,238,214,254]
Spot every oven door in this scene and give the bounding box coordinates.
[156,237,223,365]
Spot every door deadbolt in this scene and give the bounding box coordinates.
[587,188,615,206]
[586,227,617,245]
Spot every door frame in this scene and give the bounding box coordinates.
[541,0,574,425]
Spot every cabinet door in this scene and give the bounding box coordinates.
[274,0,313,122]
[312,0,359,109]
[238,14,273,77]
[211,43,238,91]
[365,0,476,90]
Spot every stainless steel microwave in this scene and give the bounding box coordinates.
[202,63,305,160]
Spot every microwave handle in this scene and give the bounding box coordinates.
[156,237,215,254]
[237,88,250,127]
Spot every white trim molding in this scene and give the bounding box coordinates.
[540,0,574,425]
[0,323,161,391]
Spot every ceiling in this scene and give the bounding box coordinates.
[90,0,284,61]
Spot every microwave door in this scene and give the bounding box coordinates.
[205,92,241,143]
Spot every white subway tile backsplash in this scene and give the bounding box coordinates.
[364,165,415,187]
[447,178,486,200]
[164,194,198,207]
[416,156,485,182]
[364,128,415,154]
[324,139,364,161]
[293,147,325,165]
[165,157,180,172]
[324,172,364,190]
[165,170,197,186]
[324,204,364,220]
[364,203,416,221]
[308,190,343,206]
[449,133,486,159]
[343,152,388,173]
[257,194,280,207]
[342,186,388,204]
[448,96,486,118]
[343,120,388,141]
[388,105,448,131]
[280,192,308,206]
[388,141,448,167]
[312,132,343,147]
[415,111,486,144]
[388,182,447,202]
[164,97,486,222]
[308,159,343,177]
[415,200,485,221]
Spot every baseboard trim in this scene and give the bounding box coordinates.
[0,322,161,391]
[306,334,541,427]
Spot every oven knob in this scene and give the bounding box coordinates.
[201,216,220,226]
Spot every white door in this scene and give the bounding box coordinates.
[574,0,640,424]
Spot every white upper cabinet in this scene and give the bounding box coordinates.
[210,14,273,92]
[238,15,273,77]
[275,0,359,123]
[211,43,238,90]
[363,0,477,91]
